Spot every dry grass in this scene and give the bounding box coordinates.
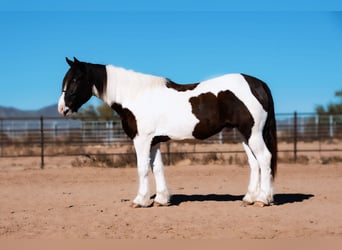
[0,140,341,168]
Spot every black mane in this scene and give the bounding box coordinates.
[165,79,199,92]
[84,62,107,98]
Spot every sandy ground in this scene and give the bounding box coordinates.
[0,160,341,239]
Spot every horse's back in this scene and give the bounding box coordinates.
[195,74,268,116]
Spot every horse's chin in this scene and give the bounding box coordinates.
[63,108,72,116]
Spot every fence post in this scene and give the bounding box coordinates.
[315,114,319,139]
[329,115,334,138]
[166,142,171,166]
[0,118,3,157]
[293,111,297,162]
[218,131,223,144]
[40,116,45,169]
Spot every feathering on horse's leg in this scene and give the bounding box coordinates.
[132,135,153,207]
[248,133,273,206]
[150,144,170,206]
[242,142,260,206]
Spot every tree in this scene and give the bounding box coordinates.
[315,89,342,115]
[74,105,98,120]
[96,103,116,120]
[74,103,117,121]
[335,90,342,97]
[313,89,342,137]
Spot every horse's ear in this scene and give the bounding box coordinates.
[73,57,86,72]
[66,57,74,67]
[74,57,81,64]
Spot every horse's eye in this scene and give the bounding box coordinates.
[72,78,77,83]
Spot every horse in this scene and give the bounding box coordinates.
[58,57,277,208]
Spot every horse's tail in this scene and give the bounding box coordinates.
[262,85,278,178]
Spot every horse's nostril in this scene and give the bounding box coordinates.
[63,107,70,116]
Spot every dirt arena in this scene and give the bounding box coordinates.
[0,158,341,239]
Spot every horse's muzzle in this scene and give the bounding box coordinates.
[62,107,71,116]
[58,104,71,117]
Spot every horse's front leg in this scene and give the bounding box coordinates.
[150,144,170,206]
[132,135,153,207]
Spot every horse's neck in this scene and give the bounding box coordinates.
[86,63,107,99]
[103,65,166,106]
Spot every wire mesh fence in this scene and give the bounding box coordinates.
[0,112,341,168]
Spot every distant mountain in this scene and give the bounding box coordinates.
[0,104,60,118]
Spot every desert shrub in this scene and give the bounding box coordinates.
[71,154,114,168]
[278,152,309,164]
[320,156,342,164]
[295,155,310,164]
[71,147,136,168]
[167,152,188,165]
[201,152,231,165]
[112,150,136,168]
[233,154,248,166]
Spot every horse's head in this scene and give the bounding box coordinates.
[58,57,93,116]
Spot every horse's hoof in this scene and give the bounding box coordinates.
[254,201,267,207]
[241,200,254,207]
[153,201,170,207]
[130,203,144,208]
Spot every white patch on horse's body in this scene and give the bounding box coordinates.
[104,66,266,140]
[59,58,277,207]
[105,65,198,140]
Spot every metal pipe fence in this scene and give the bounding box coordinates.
[0,112,341,168]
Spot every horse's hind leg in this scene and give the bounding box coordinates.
[150,144,170,206]
[247,132,273,205]
[242,142,260,205]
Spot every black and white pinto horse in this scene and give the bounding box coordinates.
[58,57,277,207]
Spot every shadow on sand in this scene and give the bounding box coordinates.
[168,193,314,206]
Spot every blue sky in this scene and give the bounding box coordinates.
[0,1,342,114]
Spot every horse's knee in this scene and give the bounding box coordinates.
[137,166,149,179]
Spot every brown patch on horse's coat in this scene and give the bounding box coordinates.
[151,136,171,146]
[166,79,199,92]
[111,103,138,139]
[241,74,269,112]
[189,91,254,141]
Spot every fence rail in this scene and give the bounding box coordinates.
[0,112,341,168]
